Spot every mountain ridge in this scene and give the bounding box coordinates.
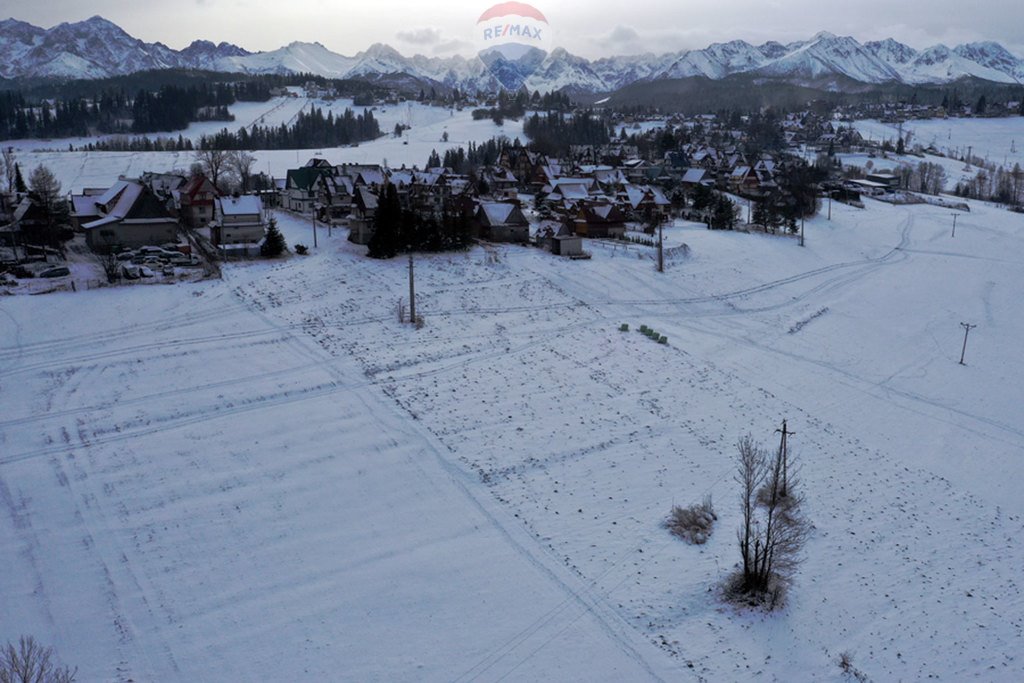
[2,16,1023,93]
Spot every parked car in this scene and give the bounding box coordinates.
[116,251,136,261]
[138,266,155,278]
[38,266,70,278]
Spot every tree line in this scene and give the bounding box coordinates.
[524,111,611,155]
[0,81,273,139]
[426,137,507,174]
[196,106,380,150]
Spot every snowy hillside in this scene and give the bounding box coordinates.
[2,185,1023,680]
[854,117,1024,171]
[2,99,523,190]
[3,17,1024,90]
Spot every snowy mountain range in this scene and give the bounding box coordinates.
[3,16,1024,93]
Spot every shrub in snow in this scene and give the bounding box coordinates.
[620,324,629,332]
[294,244,309,255]
[659,336,668,345]
[665,495,717,545]
[838,651,870,682]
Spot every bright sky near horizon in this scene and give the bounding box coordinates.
[2,0,1022,59]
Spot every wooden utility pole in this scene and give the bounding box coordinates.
[775,419,796,497]
[312,209,318,248]
[408,251,416,324]
[959,322,977,365]
[951,213,959,238]
[657,221,664,273]
[827,190,833,221]
[799,216,805,247]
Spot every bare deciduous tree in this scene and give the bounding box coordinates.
[1,147,15,194]
[227,151,258,193]
[0,636,76,683]
[194,149,227,189]
[731,431,809,608]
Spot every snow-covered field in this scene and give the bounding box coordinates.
[2,98,523,189]
[856,117,1024,169]
[3,192,1023,680]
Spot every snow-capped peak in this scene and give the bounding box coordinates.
[0,17,1022,92]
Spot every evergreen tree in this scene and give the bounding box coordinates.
[261,217,287,257]
[896,136,905,155]
[13,163,27,193]
[975,94,988,115]
[367,184,401,259]
[711,195,737,230]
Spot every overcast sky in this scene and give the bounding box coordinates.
[3,0,1023,59]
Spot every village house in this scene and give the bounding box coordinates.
[285,166,332,214]
[475,202,529,243]
[348,187,379,245]
[621,185,671,224]
[571,203,627,239]
[81,179,180,252]
[177,175,218,229]
[212,195,266,252]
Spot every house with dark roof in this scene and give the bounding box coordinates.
[572,203,626,239]
[348,187,380,245]
[81,180,180,252]
[285,166,332,214]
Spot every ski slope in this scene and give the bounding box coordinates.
[2,194,1023,681]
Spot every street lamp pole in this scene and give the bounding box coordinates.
[959,322,977,365]
[312,207,318,248]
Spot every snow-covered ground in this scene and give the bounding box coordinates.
[3,193,1023,681]
[856,117,1024,169]
[4,100,522,192]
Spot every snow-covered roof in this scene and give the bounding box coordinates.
[681,168,708,184]
[479,202,524,226]
[357,170,387,186]
[218,195,263,217]
[95,180,132,210]
[72,194,100,217]
[555,184,591,201]
[731,166,752,179]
